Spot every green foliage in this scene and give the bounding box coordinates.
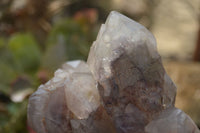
[0,37,5,49]
[0,38,18,94]
[8,33,41,72]
[0,101,28,133]
[42,36,67,71]
[0,62,17,93]
[48,19,91,59]
[0,16,97,133]
[42,18,93,70]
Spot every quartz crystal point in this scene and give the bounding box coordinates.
[28,11,200,133]
[28,60,100,133]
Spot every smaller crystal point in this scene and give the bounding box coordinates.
[65,72,100,119]
[28,60,100,133]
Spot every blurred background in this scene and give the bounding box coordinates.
[0,0,199,132]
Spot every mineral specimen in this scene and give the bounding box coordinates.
[28,60,100,133]
[28,11,200,133]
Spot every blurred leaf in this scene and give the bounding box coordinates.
[0,112,9,126]
[0,101,28,133]
[0,62,17,94]
[0,38,20,72]
[8,33,41,72]
[0,37,5,49]
[46,18,91,61]
[0,62,16,83]
[42,35,67,71]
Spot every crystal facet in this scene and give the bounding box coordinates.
[28,11,200,133]
[28,60,100,133]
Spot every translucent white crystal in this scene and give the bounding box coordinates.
[65,73,100,119]
[67,60,81,68]
[145,108,200,133]
[87,11,160,97]
[28,60,100,133]
[62,60,90,73]
[87,11,176,109]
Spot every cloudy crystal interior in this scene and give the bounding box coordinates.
[28,11,200,133]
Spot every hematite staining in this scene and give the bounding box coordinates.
[28,11,200,133]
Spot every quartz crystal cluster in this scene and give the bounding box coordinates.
[28,11,200,133]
